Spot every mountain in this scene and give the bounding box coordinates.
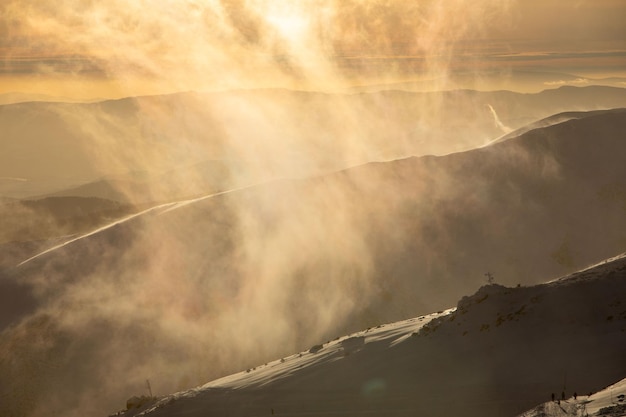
[489,110,604,145]
[2,86,626,201]
[0,196,135,243]
[0,92,95,106]
[350,71,626,94]
[2,108,626,417]
[113,253,626,417]
[0,195,137,273]
[0,195,137,330]
[40,159,242,205]
[518,377,626,417]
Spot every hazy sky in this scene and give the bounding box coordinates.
[0,0,625,98]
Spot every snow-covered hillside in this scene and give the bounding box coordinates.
[114,253,626,417]
[518,377,626,417]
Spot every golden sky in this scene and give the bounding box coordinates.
[1,0,625,98]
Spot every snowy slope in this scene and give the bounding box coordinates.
[584,378,626,416]
[118,253,626,417]
[518,377,626,416]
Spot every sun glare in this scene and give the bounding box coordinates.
[266,8,309,39]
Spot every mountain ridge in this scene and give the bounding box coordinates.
[119,252,626,417]
[3,86,626,200]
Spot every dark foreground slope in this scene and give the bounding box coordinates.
[2,109,626,417]
[129,254,626,417]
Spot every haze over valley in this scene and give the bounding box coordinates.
[1,1,625,416]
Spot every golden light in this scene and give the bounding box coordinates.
[265,5,310,40]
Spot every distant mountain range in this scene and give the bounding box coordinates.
[2,86,626,202]
[348,71,626,94]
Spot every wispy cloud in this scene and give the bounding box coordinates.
[544,78,590,86]
[0,176,28,182]
[0,0,514,92]
[0,55,105,75]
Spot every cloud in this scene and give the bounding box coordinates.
[0,176,28,182]
[0,0,515,92]
[0,55,104,75]
[544,78,590,86]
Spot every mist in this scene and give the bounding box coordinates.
[1,1,626,417]
[0,0,514,93]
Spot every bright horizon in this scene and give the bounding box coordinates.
[1,0,625,100]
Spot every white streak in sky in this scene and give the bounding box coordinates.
[16,182,272,267]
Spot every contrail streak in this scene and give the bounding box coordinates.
[16,202,177,267]
[16,182,272,267]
